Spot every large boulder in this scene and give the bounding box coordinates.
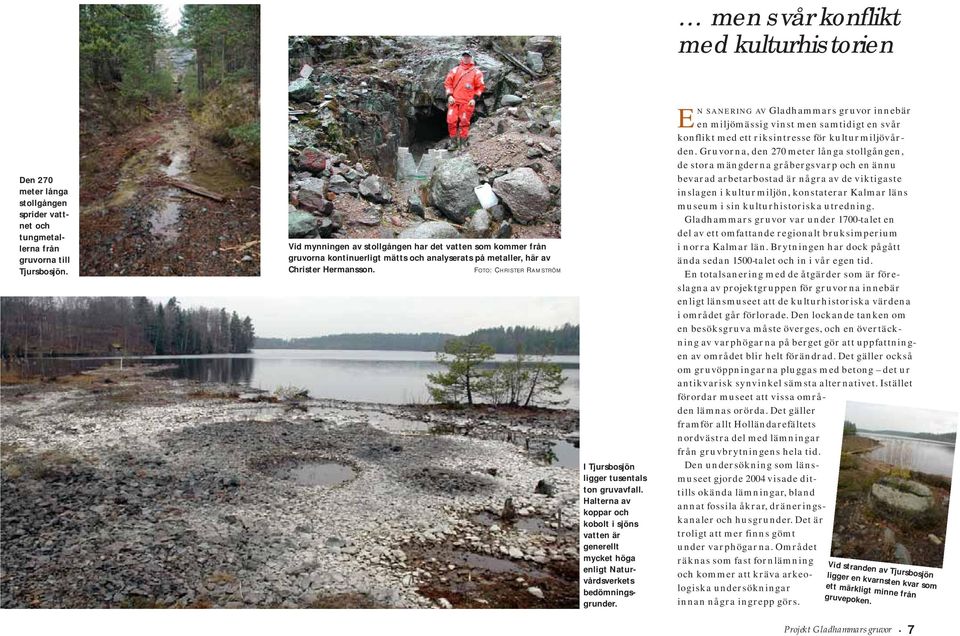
[289,209,318,238]
[399,221,461,239]
[296,177,328,212]
[429,156,479,224]
[288,77,316,102]
[492,167,551,224]
[870,477,934,520]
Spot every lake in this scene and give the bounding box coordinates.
[10,349,579,409]
[863,433,955,478]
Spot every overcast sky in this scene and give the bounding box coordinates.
[845,401,957,435]
[160,3,183,34]
[161,297,579,339]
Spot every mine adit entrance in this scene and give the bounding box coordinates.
[406,106,453,162]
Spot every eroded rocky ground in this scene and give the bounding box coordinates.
[287,36,561,240]
[80,52,260,277]
[1,367,579,608]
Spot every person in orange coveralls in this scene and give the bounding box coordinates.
[444,51,485,151]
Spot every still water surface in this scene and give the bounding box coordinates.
[13,349,580,409]
[863,433,955,477]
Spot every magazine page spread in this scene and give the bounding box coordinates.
[0,2,956,635]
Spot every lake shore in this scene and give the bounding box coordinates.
[831,434,950,568]
[1,365,580,608]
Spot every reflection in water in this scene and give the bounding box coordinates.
[165,357,254,386]
[6,350,580,409]
[162,351,580,408]
[148,191,184,243]
[864,434,956,478]
[549,439,580,469]
[5,357,107,378]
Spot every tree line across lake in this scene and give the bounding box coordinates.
[0,297,254,358]
[255,324,579,356]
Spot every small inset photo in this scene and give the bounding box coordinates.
[288,36,561,239]
[831,401,956,568]
[80,5,261,276]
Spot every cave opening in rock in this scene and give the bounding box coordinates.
[407,107,450,161]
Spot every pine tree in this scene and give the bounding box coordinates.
[426,339,495,405]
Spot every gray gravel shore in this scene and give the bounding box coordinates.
[1,365,579,608]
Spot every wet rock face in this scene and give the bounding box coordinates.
[870,477,934,519]
[338,90,405,177]
[429,155,480,224]
[406,51,504,110]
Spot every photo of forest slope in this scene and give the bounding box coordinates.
[79,5,260,276]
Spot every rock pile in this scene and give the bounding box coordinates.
[288,150,396,238]
[287,36,562,239]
